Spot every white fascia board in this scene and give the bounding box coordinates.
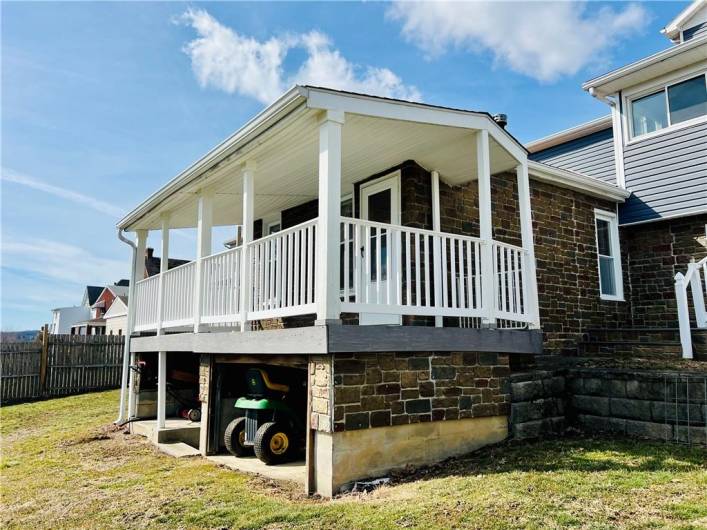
[528,161,630,202]
[304,86,527,161]
[662,0,706,40]
[117,86,308,231]
[582,36,707,96]
[526,115,613,153]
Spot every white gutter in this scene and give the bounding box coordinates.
[115,228,137,424]
[117,86,308,231]
[528,161,630,202]
[582,35,707,96]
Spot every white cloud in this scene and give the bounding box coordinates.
[2,237,127,286]
[179,8,420,103]
[388,1,649,82]
[1,168,125,218]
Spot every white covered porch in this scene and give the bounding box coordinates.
[122,87,540,336]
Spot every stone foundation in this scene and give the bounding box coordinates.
[309,350,511,495]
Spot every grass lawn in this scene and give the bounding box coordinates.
[1,390,706,529]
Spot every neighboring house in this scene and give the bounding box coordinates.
[49,284,103,334]
[71,283,129,336]
[115,2,706,497]
[50,305,90,334]
[104,295,128,336]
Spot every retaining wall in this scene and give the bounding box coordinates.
[510,367,707,446]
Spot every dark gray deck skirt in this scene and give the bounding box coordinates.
[130,325,542,355]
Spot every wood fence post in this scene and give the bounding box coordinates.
[39,324,50,396]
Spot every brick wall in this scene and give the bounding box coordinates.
[623,214,707,328]
[318,351,510,433]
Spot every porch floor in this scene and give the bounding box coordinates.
[206,454,306,485]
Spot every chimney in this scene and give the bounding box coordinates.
[492,113,508,129]
[146,247,154,259]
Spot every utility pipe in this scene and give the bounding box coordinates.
[115,228,138,424]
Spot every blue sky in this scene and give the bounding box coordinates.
[1,1,688,330]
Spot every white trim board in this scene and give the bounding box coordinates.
[528,161,630,202]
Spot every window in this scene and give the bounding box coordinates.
[594,210,623,301]
[266,221,281,235]
[630,73,707,138]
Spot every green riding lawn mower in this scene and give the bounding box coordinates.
[223,367,306,465]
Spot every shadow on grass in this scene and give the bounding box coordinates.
[391,434,707,485]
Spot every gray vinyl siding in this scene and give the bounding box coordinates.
[529,128,616,184]
[683,22,707,41]
[620,121,707,224]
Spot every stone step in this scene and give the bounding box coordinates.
[581,341,682,357]
[157,442,201,458]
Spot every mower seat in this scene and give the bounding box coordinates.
[245,368,289,398]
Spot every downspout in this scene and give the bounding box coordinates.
[116,228,138,424]
[589,88,626,189]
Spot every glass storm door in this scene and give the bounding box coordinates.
[359,174,402,326]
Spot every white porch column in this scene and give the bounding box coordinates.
[477,130,495,327]
[128,229,148,419]
[193,189,214,333]
[431,170,443,328]
[239,161,256,332]
[156,214,170,431]
[316,110,344,323]
[516,162,541,329]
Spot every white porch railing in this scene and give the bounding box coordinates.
[134,274,160,331]
[133,216,535,332]
[339,217,532,324]
[201,247,241,325]
[675,256,707,359]
[247,219,317,320]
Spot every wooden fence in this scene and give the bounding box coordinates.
[1,329,124,404]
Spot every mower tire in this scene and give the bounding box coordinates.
[224,417,252,457]
[254,422,294,465]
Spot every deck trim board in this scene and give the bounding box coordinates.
[131,325,542,355]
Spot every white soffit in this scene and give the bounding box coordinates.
[131,111,520,230]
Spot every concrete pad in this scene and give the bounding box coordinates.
[158,442,201,458]
[207,454,306,485]
[131,418,201,448]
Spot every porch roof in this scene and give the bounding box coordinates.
[118,86,527,232]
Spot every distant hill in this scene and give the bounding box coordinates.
[1,330,40,343]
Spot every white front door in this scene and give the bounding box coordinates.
[359,173,402,326]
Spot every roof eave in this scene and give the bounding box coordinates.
[581,35,707,96]
[528,161,630,202]
[117,85,309,231]
[526,115,612,153]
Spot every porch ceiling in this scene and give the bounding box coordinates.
[133,109,519,230]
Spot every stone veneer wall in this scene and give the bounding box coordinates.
[394,161,632,353]
[622,214,707,328]
[309,351,510,434]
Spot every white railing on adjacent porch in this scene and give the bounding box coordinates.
[675,256,707,359]
[133,216,535,332]
[247,219,317,320]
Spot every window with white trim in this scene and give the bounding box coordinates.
[629,73,707,138]
[594,210,623,300]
